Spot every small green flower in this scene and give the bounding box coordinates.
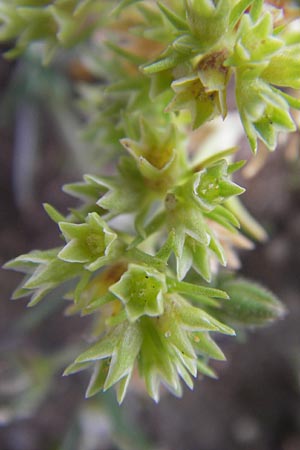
[166,74,222,129]
[137,294,234,402]
[109,264,167,322]
[226,9,300,151]
[226,11,283,68]
[120,117,186,192]
[73,292,234,403]
[164,159,244,280]
[194,160,245,210]
[235,70,296,151]
[58,212,118,271]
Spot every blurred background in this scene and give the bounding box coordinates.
[1,48,300,450]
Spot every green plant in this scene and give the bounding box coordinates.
[3,0,299,403]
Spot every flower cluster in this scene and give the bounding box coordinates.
[3,0,294,402]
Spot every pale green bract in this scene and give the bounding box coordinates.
[3,0,293,402]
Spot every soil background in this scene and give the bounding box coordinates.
[1,54,300,450]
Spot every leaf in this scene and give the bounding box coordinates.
[278,90,300,110]
[157,2,188,31]
[193,332,226,360]
[262,50,300,89]
[63,361,92,376]
[116,371,132,404]
[105,41,144,65]
[229,0,253,30]
[43,203,66,223]
[218,277,286,326]
[171,296,234,335]
[86,362,107,398]
[75,329,119,363]
[27,286,53,307]
[250,0,263,22]
[24,258,82,290]
[168,278,229,299]
[104,323,142,389]
[197,359,217,379]
[226,197,267,241]
[142,52,185,74]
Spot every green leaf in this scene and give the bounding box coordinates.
[197,359,217,379]
[4,248,59,271]
[63,361,92,376]
[168,278,229,299]
[193,332,226,360]
[104,323,142,390]
[86,362,107,398]
[43,203,66,223]
[178,303,235,335]
[141,52,184,74]
[227,197,267,241]
[218,277,286,326]
[229,0,253,30]
[262,50,300,89]
[76,329,119,363]
[116,371,132,404]
[250,0,263,21]
[24,258,82,290]
[157,2,188,31]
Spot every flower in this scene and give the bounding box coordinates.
[109,264,167,322]
[58,212,118,271]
